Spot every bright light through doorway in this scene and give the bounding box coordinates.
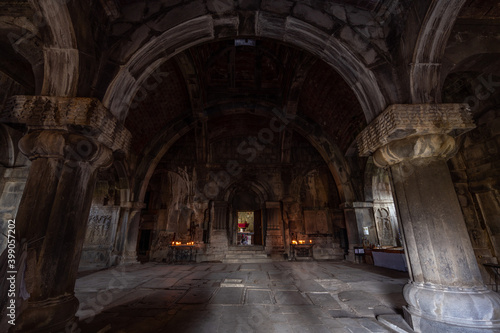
[237,211,254,245]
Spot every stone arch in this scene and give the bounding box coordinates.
[224,179,272,205]
[28,1,79,97]
[112,158,131,203]
[409,0,468,103]
[224,179,271,246]
[103,14,386,123]
[133,116,196,203]
[1,19,43,93]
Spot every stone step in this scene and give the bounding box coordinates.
[222,258,273,264]
[224,254,269,259]
[228,246,265,251]
[223,246,271,263]
[225,250,265,255]
[226,250,261,254]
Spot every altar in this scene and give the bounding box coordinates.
[237,232,253,245]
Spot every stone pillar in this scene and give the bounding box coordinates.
[341,203,362,262]
[121,203,144,265]
[357,104,500,332]
[264,201,284,255]
[0,96,131,333]
[213,201,228,230]
[111,206,130,265]
[207,201,228,261]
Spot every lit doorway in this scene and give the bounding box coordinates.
[237,211,262,246]
[237,211,253,245]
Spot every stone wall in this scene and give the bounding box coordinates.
[139,130,345,262]
[449,108,500,285]
[79,175,122,271]
[0,72,30,253]
[371,166,400,247]
[0,164,29,253]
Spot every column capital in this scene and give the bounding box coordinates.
[357,103,475,157]
[18,130,112,169]
[373,133,457,168]
[1,95,131,153]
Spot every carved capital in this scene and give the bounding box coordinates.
[19,130,112,168]
[1,95,131,153]
[357,104,475,157]
[373,134,457,167]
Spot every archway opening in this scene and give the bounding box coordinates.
[237,211,255,246]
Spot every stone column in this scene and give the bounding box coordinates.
[207,201,228,261]
[111,206,130,265]
[340,203,362,262]
[121,203,144,265]
[357,104,500,332]
[0,96,131,333]
[264,201,284,255]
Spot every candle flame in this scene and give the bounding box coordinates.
[292,240,298,245]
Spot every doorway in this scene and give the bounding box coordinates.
[237,211,262,245]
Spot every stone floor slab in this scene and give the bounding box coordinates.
[275,291,312,305]
[76,261,410,332]
[210,287,244,304]
[246,289,273,304]
[140,277,179,289]
[177,287,217,304]
[307,292,342,308]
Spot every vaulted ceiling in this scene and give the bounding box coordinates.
[1,0,500,163]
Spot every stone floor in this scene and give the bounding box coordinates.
[74,261,411,332]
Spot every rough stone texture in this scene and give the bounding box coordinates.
[0,167,28,252]
[1,96,131,153]
[138,128,347,264]
[0,95,131,332]
[1,1,500,332]
[449,108,500,286]
[357,104,476,156]
[79,201,120,271]
[13,131,113,332]
[358,106,500,332]
[74,261,408,332]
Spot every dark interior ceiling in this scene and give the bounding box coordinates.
[125,38,364,155]
[1,0,500,158]
[458,0,500,20]
[0,1,36,92]
[441,0,500,111]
